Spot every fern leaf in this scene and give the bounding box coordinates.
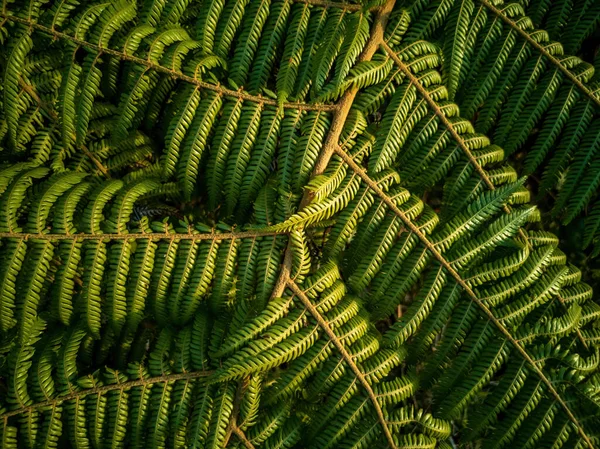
[76,52,104,145]
[212,0,249,58]
[238,107,282,216]
[163,84,202,179]
[0,167,49,233]
[3,29,33,149]
[370,81,417,173]
[206,99,244,209]
[178,91,222,201]
[294,7,329,100]
[249,0,292,95]
[228,0,271,87]
[310,9,346,98]
[276,2,309,104]
[293,110,331,191]
[195,0,224,52]
[204,383,235,449]
[442,0,474,99]
[333,11,370,86]
[224,102,263,215]
[58,58,82,146]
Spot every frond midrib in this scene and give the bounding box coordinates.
[0,230,286,240]
[293,0,365,12]
[0,370,212,420]
[287,278,398,449]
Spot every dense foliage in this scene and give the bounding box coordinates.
[0,0,600,448]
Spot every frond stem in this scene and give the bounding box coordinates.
[1,14,337,112]
[333,145,594,449]
[286,278,398,449]
[293,0,364,11]
[231,425,256,449]
[18,77,57,121]
[223,381,247,447]
[307,0,396,183]
[0,370,212,420]
[0,230,286,241]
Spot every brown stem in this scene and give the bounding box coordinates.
[223,379,248,447]
[293,0,364,11]
[0,230,285,241]
[306,0,396,193]
[382,38,537,264]
[18,77,57,121]
[231,425,256,449]
[380,41,514,212]
[270,0,397,299]
[79,144,111,178]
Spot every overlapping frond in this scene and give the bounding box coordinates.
[400,0,600,254]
